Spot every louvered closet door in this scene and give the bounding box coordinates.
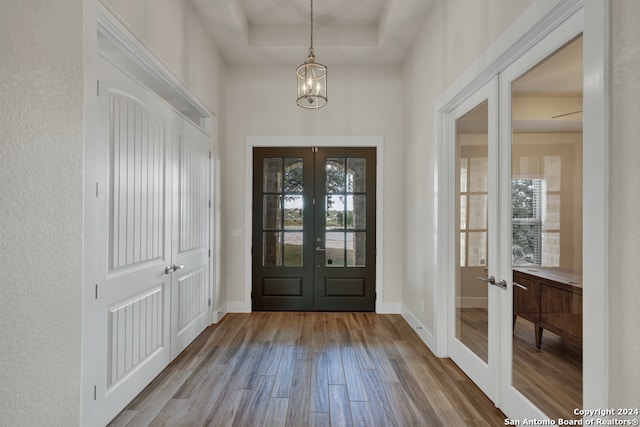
[96,58,173,424]
[170,117,210,358]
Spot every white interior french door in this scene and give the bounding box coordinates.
[446,9,584,422]
[446,77,500,401]
[95,57,210,425]
[496,10,583,421]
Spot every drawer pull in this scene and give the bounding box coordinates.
[514,282,528,290]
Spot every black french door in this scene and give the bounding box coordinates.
[252,147,376,311]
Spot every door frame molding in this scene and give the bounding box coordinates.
[434,0,609,415]
[242,136,387,313]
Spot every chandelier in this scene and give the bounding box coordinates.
[296,0,327,109]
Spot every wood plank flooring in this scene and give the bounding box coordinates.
[108,312,505,426]
[512,315,582,421]
[459,308,582,421]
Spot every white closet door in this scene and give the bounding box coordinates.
[95,58,174,424]
[170,117,210,358]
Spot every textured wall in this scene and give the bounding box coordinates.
[0,0,84,425]
[609,0,640,408]
[402,0,534,334]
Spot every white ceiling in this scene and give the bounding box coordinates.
[187,0,583,133]
[188,0,436,65]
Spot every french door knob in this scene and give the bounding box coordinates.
[476,275,508,289]
[476,275,496,284]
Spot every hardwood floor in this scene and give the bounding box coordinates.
[459,308,582,421]
[108,312,505,426]
[512,315,582,421]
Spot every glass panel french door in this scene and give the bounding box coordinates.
[448,77,500,400]
[252,147,376,311]
[314,147,376,311]
[446,11,584,424]
[498,29,584,422]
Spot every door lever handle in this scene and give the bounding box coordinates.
[315,246,327,252]
[476,276,507,289]
[165,264,185,274]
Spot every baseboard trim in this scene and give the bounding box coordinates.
[400,305,437,354]
[456,297,488,309]
[212,304,227,324]
[376,302,401,314]
[227,301,252,313]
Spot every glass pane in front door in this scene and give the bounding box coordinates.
[314,148,376,311]
[510,35,583,421]
[456,99,490,363]
[252,146,376,311]
[253,148,315,310]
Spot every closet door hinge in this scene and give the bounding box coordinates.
[208,249,211,258]
[93,385,97,401]
[209,151,212,159]
[95,284,98,300]
[96,182,99,197]
[208,200,211,209]
[208,298,211,307]
[97,80,100,96]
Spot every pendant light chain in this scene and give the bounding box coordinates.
[296,0,327,108]
[309,0,314,56]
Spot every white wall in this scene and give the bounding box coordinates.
[224,64,404,310]
[0,0,84,425]
[0,0,226,424]
[609,0,640,408]
[402,0,534,334]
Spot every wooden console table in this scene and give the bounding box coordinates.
[512,267,582,349]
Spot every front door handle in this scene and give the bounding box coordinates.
[476,275,508,289]
[315,246,327,252]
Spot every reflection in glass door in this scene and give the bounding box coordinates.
[508,35,583,421]
[456,102,490,363]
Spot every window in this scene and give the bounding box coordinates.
[512,179,543,265]
[459,157,488,267]
[512,155,561,267]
